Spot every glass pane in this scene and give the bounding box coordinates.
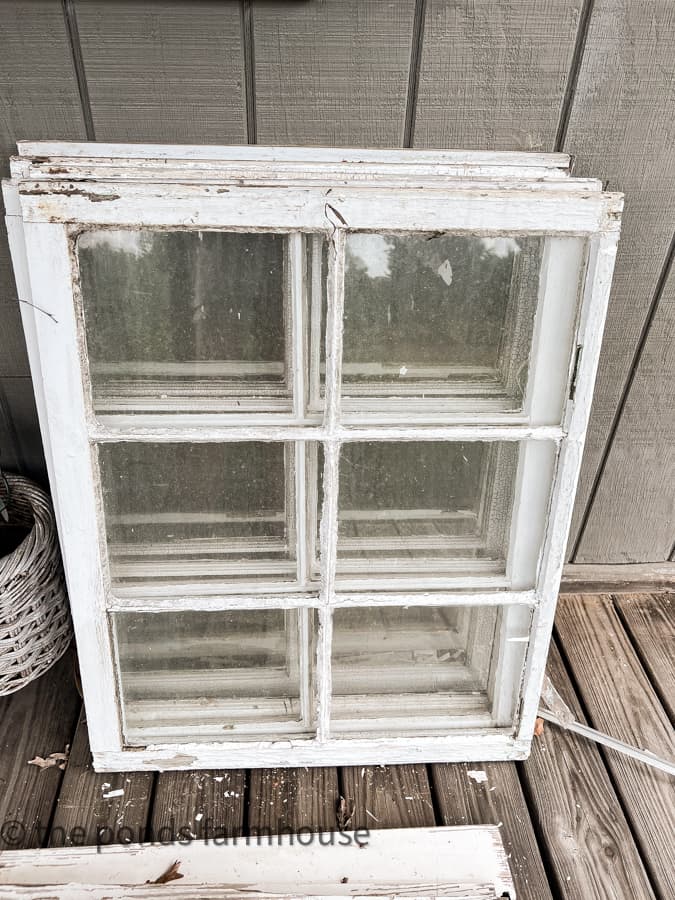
[330,605,525,733]
[336,441,518,578]
[115,609,313,743]
[341,233,542,410]
[78,230,289,414]
[98,442,296,589]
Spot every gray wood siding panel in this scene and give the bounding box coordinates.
[564,0,675,560]
[0,238,29,379]
[74,1,247,143]
[252,0,416,147]
[576,264,675,561]
[0,0,85,477]
[414,0,581,150]
[0,0,86,378]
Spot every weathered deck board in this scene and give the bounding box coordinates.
[555,594,675,896]
[565,1,675,561]
[74,0,247,143]
[431,762,552,900]
[414,0,580,151]
[0,652,79,849]
[247,767,339,834]
[340,764,435,830]
[252,0,416,146]
[614,593,675,724]
[521,640,655,899]
[151,770,245,842]
[49,710,153,847]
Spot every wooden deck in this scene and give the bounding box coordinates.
[0,593,672,899]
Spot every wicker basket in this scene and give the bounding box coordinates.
[0,474,72,695]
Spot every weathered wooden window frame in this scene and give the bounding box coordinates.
[3,144,622,770]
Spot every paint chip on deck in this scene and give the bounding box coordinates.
[467,770,488,784]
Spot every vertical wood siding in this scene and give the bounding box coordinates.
[252,0,416,147]
[73,1,247,143]
[0,0,673,562]
[560,0,675,562]
[0,0,88,482]
[413,0,581,150]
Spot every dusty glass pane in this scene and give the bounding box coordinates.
[341,233,542,409]
[78,230,288,413]
[98,441,295,589]
[330,605,504,732]
[336,441,518,577]
[115,609,312,743]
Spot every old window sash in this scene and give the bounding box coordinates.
[3,145,621,768]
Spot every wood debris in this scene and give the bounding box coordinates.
[336,795,354,831]
[28,745,70,771]
[145,860,184,885]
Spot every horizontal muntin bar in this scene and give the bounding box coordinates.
[106,590,537,612]
[89,423,564,442]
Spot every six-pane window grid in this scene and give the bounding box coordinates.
[84,227,568,745]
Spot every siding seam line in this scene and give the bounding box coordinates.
[403,0,428,148]
[61,0,96,142]
[555,0,595,153]
[241,0,257,145]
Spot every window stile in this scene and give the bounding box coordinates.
[297,608,313,728]
[316,225,346,740]
[308,234,324,414]
[524,237,588,425]
[294,442,308,587]
[506,440,558,591]
[290,233,307,420]
[488,605,532,726]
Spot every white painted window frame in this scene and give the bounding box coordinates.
[0,825,514,900]
[2,144,621,770]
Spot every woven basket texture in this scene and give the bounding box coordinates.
[0,474,72,695]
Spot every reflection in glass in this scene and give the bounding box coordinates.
[78,230,288,413]
[98,441,295,588]
[115,609,310,743]
[336,441,518,576]
[341,233,542,408]
[330,605,506,732]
